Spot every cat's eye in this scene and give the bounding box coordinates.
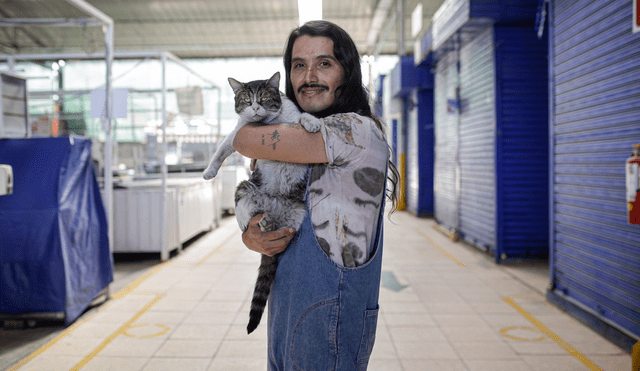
[237,93,250,104]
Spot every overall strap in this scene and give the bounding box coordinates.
[303,165,313,202]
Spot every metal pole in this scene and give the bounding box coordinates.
[104,23,114,253]
[160,52,168,259]
[397,0,405,56]
[367,57,375,110]
[62,0,115,254]
[395,0,407,210]
[547,0,556,290]
[7,57,15,73]
[0,18,102,27]
[217,88,222,139]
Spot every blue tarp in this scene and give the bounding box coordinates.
[0,136,113,325]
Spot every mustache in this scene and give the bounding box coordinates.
[297,83,329,94]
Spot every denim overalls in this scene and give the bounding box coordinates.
[267,168,385,371]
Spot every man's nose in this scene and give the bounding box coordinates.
[304,66,318,83]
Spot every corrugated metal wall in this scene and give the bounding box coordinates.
[495,25,549,258]
[458,26,496,250]
[434,51,461,231]
[549,0,640,341]
[406,88,434,216]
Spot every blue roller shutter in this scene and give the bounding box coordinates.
[434,51,461,231]
[548,0,640,345]
[431,0,550,260]
[495,24,549,259]
[407,88,434,217]
[459,26,497,251]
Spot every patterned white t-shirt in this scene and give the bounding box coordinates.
[308,113,389,267]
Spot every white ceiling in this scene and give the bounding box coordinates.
[0,0,445,59]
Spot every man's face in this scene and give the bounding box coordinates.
[290,35,345,114]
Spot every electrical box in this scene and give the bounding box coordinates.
[627,144,640,225]
[0,164,13,196]
[0,73,29,138]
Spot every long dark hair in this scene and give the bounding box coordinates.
[283,20,399,213]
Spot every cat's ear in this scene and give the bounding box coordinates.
[228,78,243,93]
[267,72,280,90]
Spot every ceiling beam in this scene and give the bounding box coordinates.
[0,8,49,48]
[364,0,395,55]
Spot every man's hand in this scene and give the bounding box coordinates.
[242,213,295,257]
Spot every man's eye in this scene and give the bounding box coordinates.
[294,63,305,69]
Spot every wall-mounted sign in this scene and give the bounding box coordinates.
[90,88,128,119]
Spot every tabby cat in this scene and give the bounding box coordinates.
[203,72,321,334]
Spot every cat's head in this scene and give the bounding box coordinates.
[228,72,282,123]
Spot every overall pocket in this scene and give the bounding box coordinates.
[356,307,379,364]
[291,298,339,371]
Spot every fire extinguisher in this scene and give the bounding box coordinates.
[627,144,640,225]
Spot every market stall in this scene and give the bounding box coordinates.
[0,137,112,325]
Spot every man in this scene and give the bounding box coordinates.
[233,20,397,370]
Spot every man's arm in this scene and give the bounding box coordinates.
[233,123,326,254]
[232,123,328,164]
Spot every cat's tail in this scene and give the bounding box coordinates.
[247,254,278,334]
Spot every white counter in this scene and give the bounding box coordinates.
[109,175,222,260]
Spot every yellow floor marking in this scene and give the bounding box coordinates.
[416,228,466,267]
[5,305,107,371]
[503,295,603,371]
[70,293,165,370]
[500,326,546,342]
[9,227,237,370]
[196,230,237,266]
[110,262,169,300]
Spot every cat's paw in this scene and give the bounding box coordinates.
[300,113,322,133]
[202,166,218,180]
[258,214,274,232]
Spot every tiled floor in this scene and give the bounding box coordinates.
[2,211,633,371]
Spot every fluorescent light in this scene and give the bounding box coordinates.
[298,0,322,25]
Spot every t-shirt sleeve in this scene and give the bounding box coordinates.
[320,113,372,168]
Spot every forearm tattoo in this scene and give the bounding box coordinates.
[260,124,303,150]
[262,130,281,150]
